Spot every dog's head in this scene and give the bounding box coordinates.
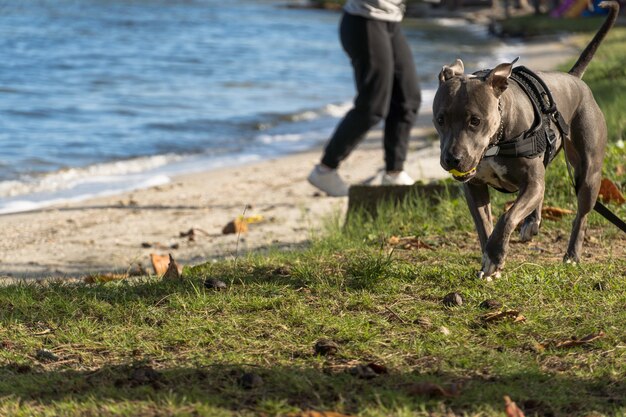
[433,58,516,182]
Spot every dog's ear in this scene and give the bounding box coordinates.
[438,59,464,84]
[486,58,518,96]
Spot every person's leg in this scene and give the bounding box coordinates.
[320,13,394,169]
[383,23,421,173]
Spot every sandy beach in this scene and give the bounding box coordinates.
[0,36,581,280]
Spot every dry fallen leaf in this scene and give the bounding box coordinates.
[481,310,526,323]
[222,218,248,234]
[554,331,605,348]
[84,273,128,283]
[530,340,545,353]
[542,206,574,219]
[150,253,170,276]
[366,362,388,375]
[344,361,388,379]
[598,178,626,205]
[239,214,264,224]
[163,254,183,280]
[504,395,525,417]
[179,227,210,242]
[505,202,573,221]
[387,235,433,250]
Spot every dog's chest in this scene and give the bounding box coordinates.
[475,158,518,192]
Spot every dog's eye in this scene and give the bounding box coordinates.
[437,116,444,126]
[469,116,481,127]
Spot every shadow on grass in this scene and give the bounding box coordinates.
[1,362,624,415]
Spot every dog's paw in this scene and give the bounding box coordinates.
[477,269,501,282]
[563,253,579,265]
[479,253,503,281]
[520,218,540,242]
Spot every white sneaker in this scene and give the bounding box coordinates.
[307,165,349,197]
[382,170,415,186]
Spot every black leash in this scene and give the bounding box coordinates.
[594,200,626,233]
[564,151,626,234]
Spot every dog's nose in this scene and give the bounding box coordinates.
[444,153,462,169]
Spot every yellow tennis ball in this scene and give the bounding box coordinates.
[449,167,476,177]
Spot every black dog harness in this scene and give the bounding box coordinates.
[476,66,570,167]
[473,66,626,234]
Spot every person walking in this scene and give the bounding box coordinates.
[307,0,421,197]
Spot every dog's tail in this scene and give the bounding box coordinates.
[568,1,620,79]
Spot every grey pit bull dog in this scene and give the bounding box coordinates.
[433,1,619,280]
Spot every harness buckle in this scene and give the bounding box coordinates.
[484,146,499,157]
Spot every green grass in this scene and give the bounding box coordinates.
[1,21,626,417]
[1,206,625,416]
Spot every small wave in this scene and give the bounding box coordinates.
[0,174,171,216]
[281,101,352,123]
[256,130,325,145]
[0,154,182,198]
[0,151,269,215]
[323,102,353,118]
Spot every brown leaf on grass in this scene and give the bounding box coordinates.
[387,235,433,250]
[347,363,383,379]
[554,331,605,349]
[286,411,354,417]
[222,218,248,235]
[407,381,460,398]
[150,253,170,276]
[240,214,264,224]
[542,206,574,219]
[598,178,626,205]
[180,227,210,241]
[481,310,526,323]
[180,228,197,241]
[530,340,546,353]
[163,254,183,280]
[84,273,128,283]
[366,362,388,375]
[504,395,525,417]
[505,202,573,221]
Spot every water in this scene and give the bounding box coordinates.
[0,0,521,214]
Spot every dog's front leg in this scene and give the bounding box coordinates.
[481,179,545,279]
[463,182,493,251]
